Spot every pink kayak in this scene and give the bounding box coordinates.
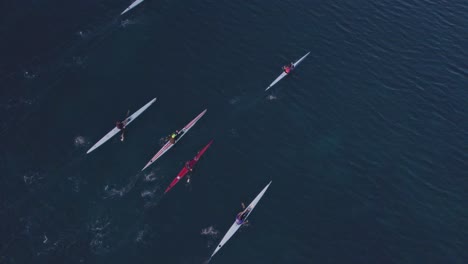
[142,109,207,171]
[164,140,213,194]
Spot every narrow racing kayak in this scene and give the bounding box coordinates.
[121,0,145,15]
[141,109,207,171]
[210,181,272,259]
[265,51,310,91]
[164,140,213,194]
[86,97,157,154]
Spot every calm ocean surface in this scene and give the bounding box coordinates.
[1,0,467,263]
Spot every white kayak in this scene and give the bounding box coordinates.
[86,98,157,154]
[141,109,207,171]
[121,0,145,15]
[265,51,310,91]
[210,181,272,259]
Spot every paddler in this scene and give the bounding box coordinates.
[185,159,197,171]
[282,62,294,74]
[116,121,124,130]
[169,130,179,144]
[235,203,250,225]
[116,121,126,141]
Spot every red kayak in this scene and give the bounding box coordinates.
[164,140,213,194]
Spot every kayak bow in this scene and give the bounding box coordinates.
[141,109,207,171]
[265,51,310,91]
[86,97,157,154]
[121,0,145,15]
[164,140,213,194]
[210,181,272,259]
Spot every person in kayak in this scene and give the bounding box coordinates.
[169,130,180,144]
[236,203,250,225]
[116,121,126,141]
[185,159,197,171]
[282,62,294,74]
[116,121,124,130]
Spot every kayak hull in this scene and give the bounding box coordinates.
[165,168,189,194]
[210,181,272,258]
[141,109,207,171]
[164,140,213,193]
[265,51,310,91]
[266,72,287,91]
[86,97,157,154]
[121,0,145,15]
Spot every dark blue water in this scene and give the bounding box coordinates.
[1,0,467,263]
